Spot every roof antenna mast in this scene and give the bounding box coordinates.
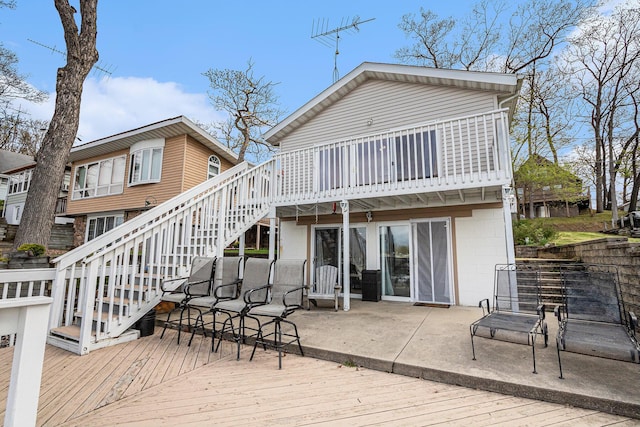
[311,16,375,84]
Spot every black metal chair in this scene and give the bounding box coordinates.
[159,256,216,344]
[470,264,548,373]
[555,264,639,379]
[248,259,307,369]
[213,257,274,359]
[186,256,243,346]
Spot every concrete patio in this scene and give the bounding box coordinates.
[288,299,640,419]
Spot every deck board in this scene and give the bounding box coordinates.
[0,327,636,426]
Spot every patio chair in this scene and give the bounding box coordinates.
[470,264,548,373]
[186,256,243,346]
[159,256,216,344]
[307,264,340,311]
[555,265,639,379]
[213,257,274,359]
[248,259,307,369]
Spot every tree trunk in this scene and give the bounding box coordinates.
[13,0,98,249]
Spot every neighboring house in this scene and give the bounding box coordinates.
[65,116,239,246]
[0,150,34,213]
[514,154,590,218]
[2,161,73,226]
[265,62,522,307]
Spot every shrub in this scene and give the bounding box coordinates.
[513,219,557,246]
[17,243,46,257]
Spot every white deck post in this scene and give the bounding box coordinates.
[2,296,52,427]
[268,206,277,261]
[239,233,245,258]
[341,200,350,311]
[502,185,516,265]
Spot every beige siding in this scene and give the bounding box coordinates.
[181,136,235,191]
[279,80,497,153]
[66,137,187,215]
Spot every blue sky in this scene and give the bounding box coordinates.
[2,1,483,141]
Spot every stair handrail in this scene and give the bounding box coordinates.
[52,162,250,270]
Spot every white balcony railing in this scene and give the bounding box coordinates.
[274,109,511,204]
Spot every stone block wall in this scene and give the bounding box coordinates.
[539,238,640,321]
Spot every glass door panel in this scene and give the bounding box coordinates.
[380,225,411,298]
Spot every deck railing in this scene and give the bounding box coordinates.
[275,109,511,204]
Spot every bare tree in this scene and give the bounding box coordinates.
[560,5,640,218]
[0,111,48,156]
[203,60,284,163]
[14,0,98,249]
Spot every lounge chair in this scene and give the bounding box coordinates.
[470,264,548,373]
[248,259,306,369]
[307,264,340,311]
[186,256,243,346]
[213,257,274,359]
[159,256,216,344]
[555,264,639,379]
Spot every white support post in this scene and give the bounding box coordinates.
[239,233,245,258]
[341,200,350,311]
[502,185,516,265]
[268,217,276,261]
[216,189,228,259]
[2,296,52,427]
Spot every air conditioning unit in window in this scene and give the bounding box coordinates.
[61,184,69,192]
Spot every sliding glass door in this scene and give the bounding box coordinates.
[314,226,366,295]
[412,219,452,304]
[379,225,411,298]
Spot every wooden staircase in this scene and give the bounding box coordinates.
[46,161,275,354]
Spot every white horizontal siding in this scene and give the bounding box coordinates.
[279,80,497,153]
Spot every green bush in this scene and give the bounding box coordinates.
[17,243,46,257]
[513,220,557,246]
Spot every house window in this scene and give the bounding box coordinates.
[208,155,221,179]
[129,147,163,185]
[86,213,124,241]
[8,170,32,194]
[72,156,126,200]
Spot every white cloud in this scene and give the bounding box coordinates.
[12,76,225,143]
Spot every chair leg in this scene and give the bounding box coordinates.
[160,307,173,339]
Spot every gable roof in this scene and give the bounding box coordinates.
[264,62,522,146]
[0,150,34,174]
[69,116,239,164]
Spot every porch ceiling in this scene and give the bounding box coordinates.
[274,185,505,218]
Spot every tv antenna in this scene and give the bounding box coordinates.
[311,16,375,83]
[27,38,116,78]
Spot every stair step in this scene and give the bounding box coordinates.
[50,325,89,341]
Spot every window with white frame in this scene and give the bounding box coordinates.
[8,170,32,195]
[72,156,126,200]
[129,139,164,185]
[86,213,124,241]
[208,155,221,179]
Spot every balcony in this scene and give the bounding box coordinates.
[273,110,512,211]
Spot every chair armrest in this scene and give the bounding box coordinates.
[537,304,546,321]
[160,277,187,293]
[282,285,306,308]
[554,305,566,322]
[244,284,271,305]
[629,311,638,338]
[478,298,490,316]
[213,279,242,301]
[184,279,211,297]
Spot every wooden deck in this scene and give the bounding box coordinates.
[0,328,636,426]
